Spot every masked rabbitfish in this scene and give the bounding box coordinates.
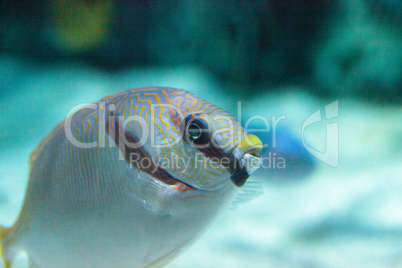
[0,87,262,268]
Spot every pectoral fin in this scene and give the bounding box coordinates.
[230,178,264,210]
[124,173,172,216]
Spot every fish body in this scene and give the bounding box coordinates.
[0,87,262,268]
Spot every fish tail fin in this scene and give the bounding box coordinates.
[0,225,12,268]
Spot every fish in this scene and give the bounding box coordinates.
[0,87,262,268]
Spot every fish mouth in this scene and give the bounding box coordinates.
[230,134,263,187]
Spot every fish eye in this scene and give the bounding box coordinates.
[182,114,211,145]
[188,123,202,139]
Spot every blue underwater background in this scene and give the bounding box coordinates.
[0,0,401,267]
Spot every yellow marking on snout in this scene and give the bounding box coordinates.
[238,134,262,149]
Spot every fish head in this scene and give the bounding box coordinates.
[104,87,262,191]
[145,88,263,191]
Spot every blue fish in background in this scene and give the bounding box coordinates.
[244,117,315,182]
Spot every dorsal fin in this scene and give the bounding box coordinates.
[29,120,65,170]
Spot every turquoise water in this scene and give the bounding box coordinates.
[1,0,401,267]
[1,57,401,268]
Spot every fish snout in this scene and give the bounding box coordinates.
[230,135,263,187]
